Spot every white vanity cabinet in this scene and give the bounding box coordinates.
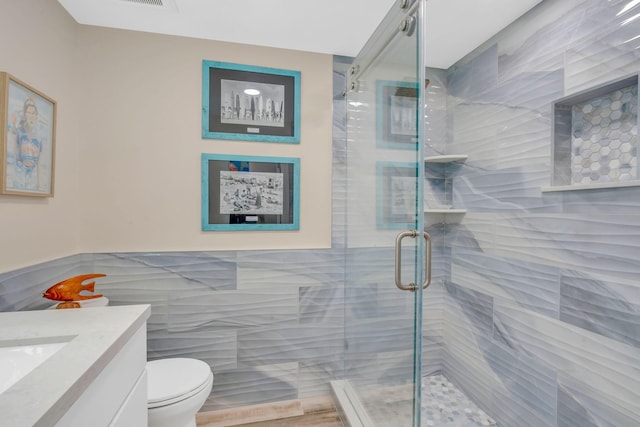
[54,325,148,427]
[0,304,150,427]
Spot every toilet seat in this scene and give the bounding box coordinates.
[147,358,213,409]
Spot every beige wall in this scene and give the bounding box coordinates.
[0,0,81,272]
[0,1,333,272]
[75,27,333,253]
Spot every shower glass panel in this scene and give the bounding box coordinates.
[340,1,426,426]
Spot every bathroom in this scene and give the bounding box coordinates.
[0,0,639,426]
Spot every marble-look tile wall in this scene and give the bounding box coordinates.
[0,249,347,411]
[443,0,640,425]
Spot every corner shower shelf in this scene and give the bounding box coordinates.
[424,154,468,164]
[424,209,466,225]
[424,154,468,222]
[424,208,467,214]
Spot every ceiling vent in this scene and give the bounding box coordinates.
[115,0,178,12]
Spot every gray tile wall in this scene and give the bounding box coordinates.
[1,2,639,425]
[443,0,640,425]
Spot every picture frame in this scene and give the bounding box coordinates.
[202,60,301,143]
[0,73,56,197]
[201,153,300,231]
[376,161,419,229]
[376,80,419,150]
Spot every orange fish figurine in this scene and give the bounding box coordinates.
[43,273,106,302]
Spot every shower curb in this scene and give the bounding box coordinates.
[330,380,373,427]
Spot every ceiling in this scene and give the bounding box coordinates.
[57,0,543,69]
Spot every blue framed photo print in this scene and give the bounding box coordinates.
[201,153,300,231]
[376,161,419,229]
[376,80,419,150]
[202,61,301,143]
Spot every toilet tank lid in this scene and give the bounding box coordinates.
[147,358,212,403]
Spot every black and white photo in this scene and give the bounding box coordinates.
[202,60,300,143]
[201,153,300,231]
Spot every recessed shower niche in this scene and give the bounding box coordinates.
[546,74,640,191]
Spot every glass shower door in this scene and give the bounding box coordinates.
[340,1,427,426]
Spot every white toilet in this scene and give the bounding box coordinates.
[49,297,213,427]
[146,357,214,427]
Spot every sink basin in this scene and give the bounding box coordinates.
[0,341,68,394]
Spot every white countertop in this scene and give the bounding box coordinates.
[0,304,150,427]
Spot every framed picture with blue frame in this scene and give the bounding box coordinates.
[202,60,301,143]
[376,161,419,229]
[376,80,419,149]
[201,153,300,231]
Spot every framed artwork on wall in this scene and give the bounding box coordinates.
[376,80,419,150]
[0,72,56,197]
[201,153,300,231]
[376,161,419,229]
[202,60,301,143]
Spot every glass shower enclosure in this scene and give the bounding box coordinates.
[332,1,429,426]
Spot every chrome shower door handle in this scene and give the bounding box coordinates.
[395,230,418,291]
[422,232,432,289]
[395,230,432,291]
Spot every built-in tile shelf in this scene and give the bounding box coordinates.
[550,74,638,191]
[424,154,467,223]
[541,180,640,192]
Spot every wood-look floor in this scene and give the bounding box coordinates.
[196,395,345,427]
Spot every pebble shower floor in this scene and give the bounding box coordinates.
[356,374,495,426]
[421,375,495,427]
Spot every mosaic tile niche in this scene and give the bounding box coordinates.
[552,74,639,188]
